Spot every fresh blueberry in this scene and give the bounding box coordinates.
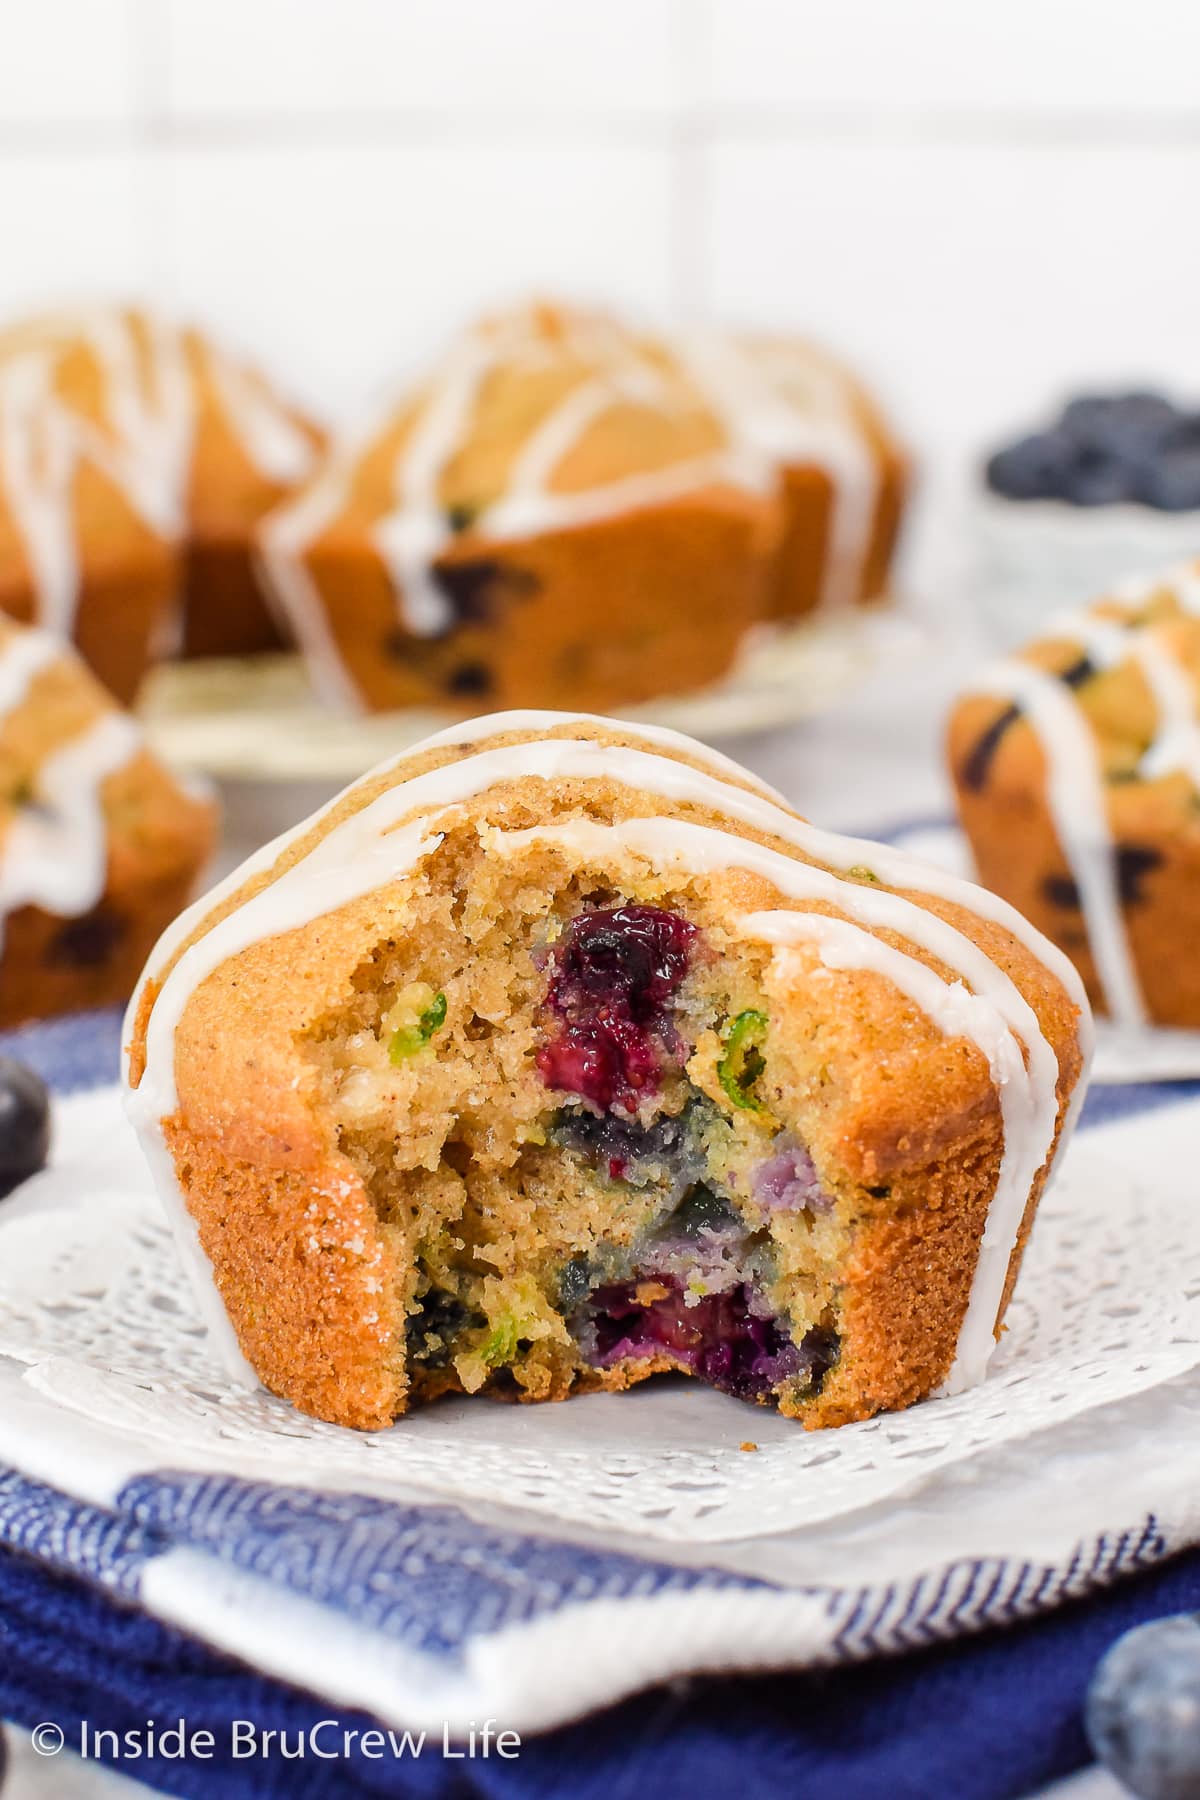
[1086,1613,1200,1799]
[985,431,1074,500]
[1166,413,1200,452]
[1059,443,1137,507]
[0,1057,51,1198]
[1135,445,1200,512]
[1061,391,1179,458]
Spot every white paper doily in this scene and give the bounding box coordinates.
[0,1087,1197,1547]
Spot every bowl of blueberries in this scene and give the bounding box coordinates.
[975,389,1200,644]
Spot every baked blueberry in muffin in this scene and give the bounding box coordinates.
[125,712,1086,1430]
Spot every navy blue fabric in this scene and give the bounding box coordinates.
[6,1535,1200,1798]
[0,1005,124,1095]
[114,1474,771,1662]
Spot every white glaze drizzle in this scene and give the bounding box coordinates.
[132,720,1088,1108]
[270,315,771,684]
[132,731,1079,1117]
[678,331,881,611]
[374,327,766,634]
[63,306,315,505]
[256,448,366,709]
[0,309,317,642]
[206,348,316,486]
[0,352,164,635]
[970,569,1200,1027]
[372,333,502,637]
[749,915,1034,1395]
[1136,635,1200,785]
[0,709,141,950]
[127,715,1081,1396]
[478,813,1058,1393]
[79,310,189,533]
[1063,606,1200,789]
[0,357,81,632]
[973,659,1146,1027]
[417,708,790,802]
[1111,559,1200,614]
[0,625,60,714]
[0,624,142,964]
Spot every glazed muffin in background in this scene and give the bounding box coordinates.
[260,303,781,714]
[0,330,180,705]
[0,307,324,696]
[260,303,909,716]
[0,615,216,1028]
[948,559,1200,1029]
[125,711,1085,1432]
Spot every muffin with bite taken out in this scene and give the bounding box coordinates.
[125,710,1085,1431]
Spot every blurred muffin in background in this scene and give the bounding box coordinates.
[0,614,216,1028]
[260,302,780,713]
[260,301,908,715]
[0,308,324,698]
[0,322,179,705]
[947,558,1200,1029]
[976,390,1200,644]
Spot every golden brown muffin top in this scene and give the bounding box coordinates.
[949,560,1200,824]
[0,611,215,883]
[0,304,323,544]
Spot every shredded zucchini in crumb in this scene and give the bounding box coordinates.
[718,1009,771,1116]
[386,983,447,1062]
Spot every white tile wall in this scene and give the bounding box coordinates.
[164,0,687,120]
[708,141,1200,459]
[706,0,1200,114]
[153,143,677,417]
[0,0,137,125]
[0,153,147,310]
[0,0,1198,485]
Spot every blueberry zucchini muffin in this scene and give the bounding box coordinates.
[0,617,216,1027]
[125,712,1086,1430]
[0,307,323,689]
[259,304,782,714]
[949,561,1200,1029]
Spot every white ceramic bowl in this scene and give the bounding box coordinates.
[973,489,1200,647]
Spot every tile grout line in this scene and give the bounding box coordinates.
[127,0,171,302]
[668,0,713,321]
[1,104,1199,157]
